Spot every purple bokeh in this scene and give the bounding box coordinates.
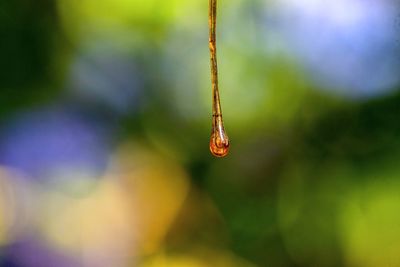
[0,108,110,181]
[2,237,81,267]
[269,0,400,98]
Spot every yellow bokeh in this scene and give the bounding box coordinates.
[39,177,135,265]
[0,167,25,246]
[27,141,191,265]
[111,143,190,255]
[0,170,8,245]
[140,248,256,267]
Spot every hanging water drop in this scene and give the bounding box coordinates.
[209,0,230,157]
[210,114,229,157]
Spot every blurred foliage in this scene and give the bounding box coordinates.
[0,0,400,267]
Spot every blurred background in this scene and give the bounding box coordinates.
[0,0,400,266]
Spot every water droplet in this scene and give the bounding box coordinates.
[209,115,230,157]
[208,0,230,158]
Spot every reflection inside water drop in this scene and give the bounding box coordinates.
[209,115,229,157]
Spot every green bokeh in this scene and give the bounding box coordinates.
[1,1,400,266]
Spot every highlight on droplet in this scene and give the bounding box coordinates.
[209,116,230,157]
